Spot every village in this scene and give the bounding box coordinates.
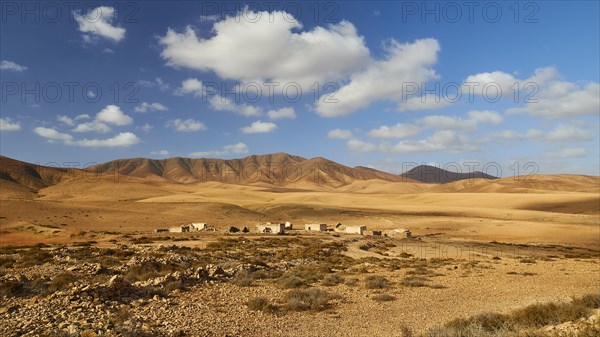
[155,221,413,238]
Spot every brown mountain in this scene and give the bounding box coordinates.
[86,152,412,187]
[400,165,498,184]
[0,156,81,191]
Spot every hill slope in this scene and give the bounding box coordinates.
[86,153,414,188]
[400,165,498,183]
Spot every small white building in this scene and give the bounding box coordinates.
[305,223,327,231]
[169,225,190,233]
[284,221,293,229]
[256,223,285,234]
[190,223,207,231]
[345,226,367,235]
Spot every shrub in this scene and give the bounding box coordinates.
[364,275,389,289]
[278,275,306,288]
[344,278,359,286]
[283,288,339,312]
[231,271,253,287]
[372,293,395,302]
[246,297,278,313]
[400,276,428,287]
[322,274,344,286]
[47,272,77,293]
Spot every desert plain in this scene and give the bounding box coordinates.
[0,154,599,336]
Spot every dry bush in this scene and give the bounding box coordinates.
[278,274,307,288]
[283,288,339,312]
[364,275,389,289]
[372,293,395,302]
[246,297,278,313]
[401,276,428,287]
[47,272,77,293]
[344,277,359,286]
[322,274,344,286]
[231,270,253,287]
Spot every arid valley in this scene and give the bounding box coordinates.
[1,154,599,336]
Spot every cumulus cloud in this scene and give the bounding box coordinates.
[492,124,595,142]
[209,96,262,117]
[240,120,277,134]
[34,126,139,147]
[267,107,296,120]
[367,110,502,139]
[347,138,377,152]
[150,150,170,156]
[166,119,207,132]
[0,118,21,131]
[397,94,452,112]
[188,142,249,157]
[134,102,168,113]
[174,78,203,96]
[140,123,153,132]
[0,60,27,72]
[73,6,125,42]
[315,38,440,117]
[71,105,132,133]
[546,147,587,158]
[466,67,600,119]
[75,132,140,147]
[95,105,133,125]
[34,127,74,141]
[72,120,111,133]
[383,130,477,153]
[328,129,353,139]
[57,115,75,126]
[367,123,422,138]
[159,10,369,87]
[138,77,170,91]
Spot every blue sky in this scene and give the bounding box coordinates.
[1,1,598,176]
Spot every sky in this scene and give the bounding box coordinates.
[1,1,599,176]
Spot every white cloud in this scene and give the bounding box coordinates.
[367,110,502,139]
[0,60,27,72]
[72,120,111,133]
[174,78,203,96]
[134,102,168,113]
[102,48,115,54]
[33,127,73,141]
[546,147,587,158]
[75,114,90,120]
[386,130,477,153]
[209,96,262,117]
[544,125,594,142]
[347,138,377,152]
[328,129,353,139]
[240,120,277,134]
[75,132,140,147]
[315,38,440,117]
[166,119,207,132]
[95,105,133,126]
[159,10,369,87]
[397,94,452,112]
[467,110,503,124]
[492,124,595,142]
[367,123,422,138]
[466,67,600,119]
[138,78,170,91]
[0,118,21,131]
[73,6,125,42]
[267,107,296,120]
[57,115,74,126]
[140,123,153,132]
[189,142,249,157]
[150,150,169,156]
